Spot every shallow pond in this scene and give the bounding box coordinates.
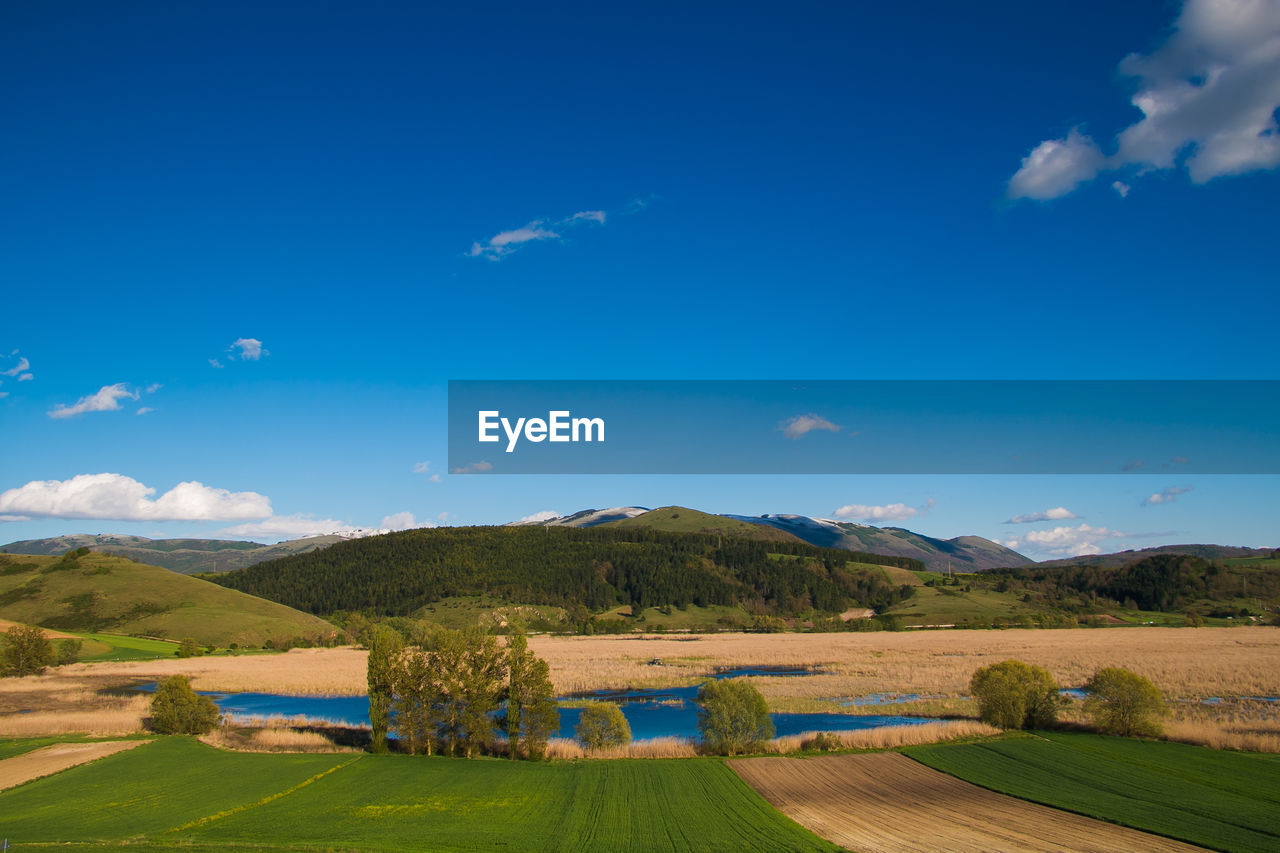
[137,666,935,740]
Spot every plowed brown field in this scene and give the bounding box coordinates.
[728,752,1204,853]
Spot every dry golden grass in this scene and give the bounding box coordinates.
[544,736,699,760]
[199,723,358,753]
[769,721,1001,753]
[0,694,149,737]
[0,740,150,791]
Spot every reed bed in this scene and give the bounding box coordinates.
[61,646,369,695]
[0,694,149,737]
[544,736,699,760]
[200,723,359,753]
[768,720,1001,753]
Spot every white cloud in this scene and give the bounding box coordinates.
[219,514,353,539]
[145,383,162,394]
[47,383,138,419]
[1005,506,1080,524]
[1143,485,1194,505]
[833,502,918,522]
[209,358,224,369]
[437,511,451,522]
[412,461,431,474]
[1008,128,1105,200]
[519,510,562,524]
[136,407,156,416]
[0,473,271,521]
[780,413,841,439]
[467,208,609,260]
[1010,0,1280,199]
[380,511,436,531]
[1001,523,1127,557]
[1,356,30,377]
[1112,180,1131,197]
[231,338,266,360]
[429,474,441,483]
[450,461,493,474]
[18,373,32,381]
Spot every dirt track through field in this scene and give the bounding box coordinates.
[0,740,149,791]
[728,752,1204,853]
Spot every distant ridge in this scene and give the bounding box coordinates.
[1032,543,1276,570]
[506,507,649,527]
[0,533,347,574]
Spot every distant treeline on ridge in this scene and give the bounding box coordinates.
[207,526,921,618]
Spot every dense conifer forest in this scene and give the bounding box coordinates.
[207,526,921,618]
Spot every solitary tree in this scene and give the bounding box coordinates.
[176,637,202,658]
[696,679,774,755]
[1,625,55,677]
[56,638,83,666]
[969,660,1062,730]
[1084,667,1166,736]
[150,675,220,734]
[575,702,631,751]
[366,625,405,754]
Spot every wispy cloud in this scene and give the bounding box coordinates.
[136,407,156,416]
[47,383,139,419]
[219,514,353,539]
[1005,506,1080,524]
[779,413,841,439]
[467,208,609,260]
[0,473,271,522]
[1143,485,1194,506]
[209,358,224,369]
[2,356,30,377]
[1009,0,1280,200]
[450,460,493,474]
[412,461,431,474]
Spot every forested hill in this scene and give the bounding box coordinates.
[206,526,923,618]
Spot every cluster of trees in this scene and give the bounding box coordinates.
[573,679,775,756]
[969,659,1166,737]
[1,625,81,677]
[368,626,559,759]
[986,554,1279,614]
[211,526,919,624]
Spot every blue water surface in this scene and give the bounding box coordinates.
[137,665,935,740]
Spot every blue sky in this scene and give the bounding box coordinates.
[2,0,1277,558]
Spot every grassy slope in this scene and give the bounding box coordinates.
[604,506,807,544]
[0,552,337,647]
[0,737,838,852]
[906,731,1280,853]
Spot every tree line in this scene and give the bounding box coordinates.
[368,625,559,759]
[209,526,921,620]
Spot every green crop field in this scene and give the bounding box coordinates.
[73,632,183,661]
[906,731,1280,853]
[0,737,838,851]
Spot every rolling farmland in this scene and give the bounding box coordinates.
[0,737,839,851]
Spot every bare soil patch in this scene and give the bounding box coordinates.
[0,740,149,791]
[728,752,1203,853]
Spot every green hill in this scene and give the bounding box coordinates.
[603,506,806,543]
[208,526,922,621]
[0,533,346,574]
[0,550,339,647]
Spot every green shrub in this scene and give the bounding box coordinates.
[56,638,82,665]
[176,637,202,658]
[150,675,221,734]
[1,624,55,677]
[575,702,632,751]
[1084,667,1165,736]
[969,659,1062,730]
[696,679,775,755]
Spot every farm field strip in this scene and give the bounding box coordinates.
[0,737,839,851]
[0,739,149,791]
[728,751,1203,853]
[906,732,1280,853]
